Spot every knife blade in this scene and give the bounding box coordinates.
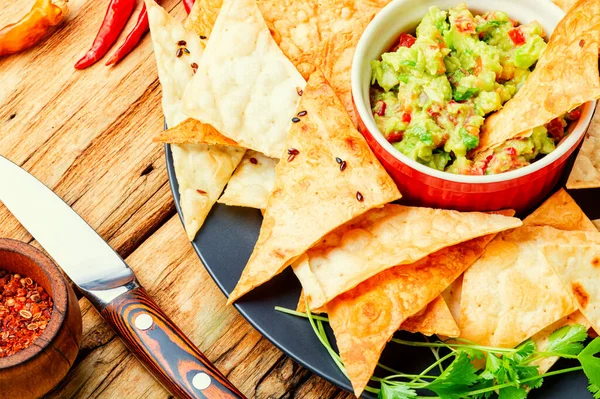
[0,155,245,399]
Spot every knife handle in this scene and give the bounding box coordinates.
[100,286,246,399]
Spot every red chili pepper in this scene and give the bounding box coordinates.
[75,0,136,69]
[402,112,412,124]
[105,5,149,66]
[387,131,404,143]
[183,0,196,14]
[508,28,526,46]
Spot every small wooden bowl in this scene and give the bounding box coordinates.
[0,238,82,398]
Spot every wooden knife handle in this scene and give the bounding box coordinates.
[100,287,246,399]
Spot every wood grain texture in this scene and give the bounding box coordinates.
[0,1,354,398]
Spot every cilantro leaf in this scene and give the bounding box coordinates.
[470,379,494,399]
[459,128,479,151]
[453,87,479,101]
[589,383,600,399]
[426,352,479,399]
[545,324,588,356]
[480,353,502,380]
[515,365,543,389]
[378,382,417,399]
[514,340,535,362]
[578,337,600,388]
[498,386,527,399]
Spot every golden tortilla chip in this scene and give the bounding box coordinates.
[293,205,521,309]
[537,228,600,334]
[184,0,222,40]
[153,118,239,146]
[441,277,463,326]
[182,0,306,158]
[524,188,597,230]
[476,0,600,153]
[552,0,579,12]
[400,296,460,338]
[567,103,600,189]
[594,219,600,231]
[145,0,245,240]
[325,229,508,396]
[227,71,401,304]
[531,311,590,374]
[218,150,277,209]
[292,16,373,126]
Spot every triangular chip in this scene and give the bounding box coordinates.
[146,0,244,240]
[476,0,600,153]
[184,0,222,40]
[227,71,401,304]
[523,188,597,230]
[182,0,306,158]
[553,0,580,12]
[531,311,591,374]
[400,296,460,338]
[325,227,510,396]
[217,151,277,209]
[294,205,521,309]
[153,118,239,146]
[594,219,600,231]
[441,277,463,326]
[537,228,600,334]
[567,103,600,189]
[292,15,373,126]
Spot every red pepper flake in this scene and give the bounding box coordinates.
[0,270,52,358]
[249,157,258,164]
[579,39,585,48]
[508,28,526,46]
[199,35,207,40]
[177,40,187,46]
[402,112,412,124]
[191,62,198,74]
[196,189,207,195]
[504,147,517,156]
[297,110,307,117]
[340,160,347,172]
[296,87,303,96]
[176,48,184,58]
[287,148,299,162]
[182,48,190,55]
[356,191,364,202]
[335,157,342,164]
[292,117,301,123]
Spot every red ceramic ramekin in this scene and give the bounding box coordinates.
[352,0,597,214]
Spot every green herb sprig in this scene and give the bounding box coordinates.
[275,306,600,399]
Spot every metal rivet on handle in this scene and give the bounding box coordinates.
[192,372,212,390]
[134,313,153,331]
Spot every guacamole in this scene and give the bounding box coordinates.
[370,3,571,175]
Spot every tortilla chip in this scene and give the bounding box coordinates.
[153,118,239,146]
[567,103,600,189]
[257,0,387,62]
[441,277,463,326]
[552,0,579,12]
[218,151,277,209]
[537,228,600,334]
[292,16,373,126]
[182,0,306,158]
[227,71,401,304]
[294,205,521,309]
[324,227,510,396]
[146,0,244,240]
[184,0,222,40]
[400,296,460,338]
[524,188,597,230]
[594,219,600,231]
[476,0,600,153]
[531,311,590,374]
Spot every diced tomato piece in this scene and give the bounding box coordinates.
[402,112,412,123]
[566,108,581,121]
[546,118,565,141]
[427,108,440,118]
[504,147,517,156]
[387,131,404,143]
[393,33,416,51]
[508,28,526,46]
[374,100,386,116]
[455,17,476,34]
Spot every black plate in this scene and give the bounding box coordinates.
[165,144,598,398]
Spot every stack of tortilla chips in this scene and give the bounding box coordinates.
[145,0,600,396]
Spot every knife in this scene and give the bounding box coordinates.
[0,156,246,399]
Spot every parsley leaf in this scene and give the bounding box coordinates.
[426,352,479,399]
[378,382,417,399]
[546,324,588,356]
[578,337,600,388]
[498,386,527,399]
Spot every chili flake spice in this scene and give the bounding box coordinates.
[0,270,53,358]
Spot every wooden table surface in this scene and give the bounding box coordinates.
[0,1,353,398]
